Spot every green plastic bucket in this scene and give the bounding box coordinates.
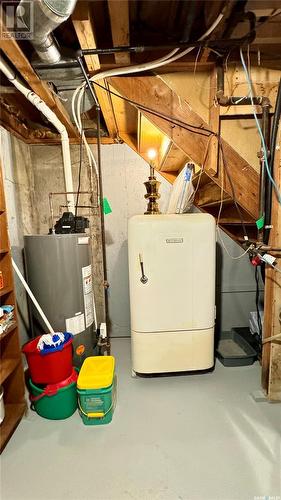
[29,369,78,420]
[77,376,116,425]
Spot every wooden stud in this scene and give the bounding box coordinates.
[72,2,100,72]
[108,0,130,65]
[262,127,281,401]
[207,67,220,177]
[72,3,117,138]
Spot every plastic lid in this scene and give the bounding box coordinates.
[77,356,115,390]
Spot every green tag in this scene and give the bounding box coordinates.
[103,197,112,215]
[256,215,264,230]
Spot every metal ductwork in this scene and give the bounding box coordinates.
[17,0,77,64]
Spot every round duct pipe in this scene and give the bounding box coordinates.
[16,0,78,64]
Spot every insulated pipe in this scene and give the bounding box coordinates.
[12,259,55,334]
[0,55,75,212]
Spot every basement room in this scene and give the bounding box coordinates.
[0,1,280,499]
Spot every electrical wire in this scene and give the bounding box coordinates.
[192,47,221,93]
[93,81,214,136]
[88,13,224,82]
[87,80,249,241]
[216,227,251,259]
[240,48,281,205]
[72,12,224,179]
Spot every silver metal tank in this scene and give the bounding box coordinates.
[24,234,97,367]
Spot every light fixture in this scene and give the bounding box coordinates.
[144,148,161,215]
[147,148,157,161]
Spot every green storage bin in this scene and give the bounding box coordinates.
[29,369,78,420]
[77,376,116,425]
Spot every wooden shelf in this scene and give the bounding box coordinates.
[0,321,17,342]
[0,358,20,385]
[0,403,26,453]
[0,162,25,453]
[0,286,13,298]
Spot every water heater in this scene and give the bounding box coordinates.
[128,213,216,375]
[24,234,96,366]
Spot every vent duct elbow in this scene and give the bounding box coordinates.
[16,0,78,64]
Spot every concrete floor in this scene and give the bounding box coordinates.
[1,338,281,500]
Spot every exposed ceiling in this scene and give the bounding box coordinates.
[0,0,281,144]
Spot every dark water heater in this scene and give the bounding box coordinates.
[24,234,97,366]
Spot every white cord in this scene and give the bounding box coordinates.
[217,227,251,260]
[88,13,223,83]
[216,158,251,260]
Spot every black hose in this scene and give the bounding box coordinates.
[264,78,281,245]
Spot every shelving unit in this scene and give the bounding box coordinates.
[0,163,26,453]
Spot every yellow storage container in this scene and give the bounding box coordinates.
[77,356,116,425]
[77,356,115,390]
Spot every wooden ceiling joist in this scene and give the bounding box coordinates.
[109,75,260,219]
[0,13,78,138]
[72,2,100,72]
[72,2,117,138]
[108,0,130,65]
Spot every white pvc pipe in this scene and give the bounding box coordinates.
[12,259,55,334]
[0,55,75,213]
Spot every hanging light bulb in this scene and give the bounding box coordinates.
[147,148,157,161]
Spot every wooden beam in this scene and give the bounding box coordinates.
[94,81,118,138]
[72,3,117,138]
[72,2,100,72]
[200,0,233,63]
[109,75,259,219]
[0,13,78,138]
[107,0,130,65]
[262,127,281,401]
[160,142,188,172]
[0,109,116,145]
[91,61,215,75]
[207,67,220,176]
[0,105,30,142]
